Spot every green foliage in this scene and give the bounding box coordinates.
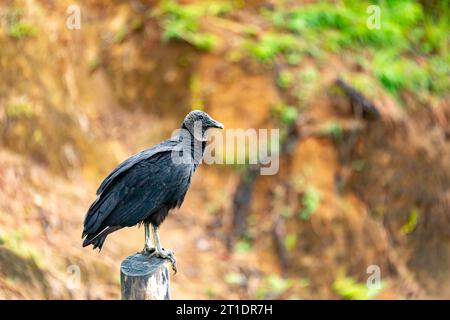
[340,73,379,98]
[225,272,246,286]
[421,16,449,54]
[373,52,430,95]
[255,275,293,299]
[205,287,217,297]
[299,67,318,83]
[113,26,129,43]
[6,7,37,39]
[264,1,424,51]
[333,275,383,300]
[428,55,450,95]
[189,33,218,51]
[299,187,321,220]
[6,102,34,119]
[9,22,37,39]
[158,0,231,51]
[235,238,252,253]
[0,230,43,267]
[284,233,297,251]
[295,67,319,104]
[272,104,298,127]
[277,70,295,89]
[283,4,355,32]
[267,275,292,292]
[156,0,448,102]
[258,0,449,100]
[285,51,303,65]
[400,208,419,235]
[88,57,102,71]
[245,33,297,63]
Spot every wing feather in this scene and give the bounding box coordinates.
[101,154,175,227]
[96,138,181,195]
[83,138,181,236]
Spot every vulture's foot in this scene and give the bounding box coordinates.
[152,248,177,274]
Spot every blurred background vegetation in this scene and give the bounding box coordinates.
[0,0,449,299]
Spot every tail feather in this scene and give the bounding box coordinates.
[82,226,121,250]
[83,191,118,235]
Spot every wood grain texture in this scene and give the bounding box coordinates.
[120,252,170,300]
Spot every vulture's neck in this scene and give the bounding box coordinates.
[180,123,206,169]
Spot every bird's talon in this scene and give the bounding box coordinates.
[152,248,177,274]
[167,255,177,274]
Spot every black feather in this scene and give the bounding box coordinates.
[82,110,222,250]
[82,137,193,249]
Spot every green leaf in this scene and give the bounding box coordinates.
[236,239,252,253]
[400,208,419,235]
[333,275,383,300]
[299,187,321,220]
[225,272,245,285]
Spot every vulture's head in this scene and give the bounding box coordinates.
[182,110,224,141]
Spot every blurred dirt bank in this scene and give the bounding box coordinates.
[0,0,449,299]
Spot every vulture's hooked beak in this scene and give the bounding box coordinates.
[209,118,224,129]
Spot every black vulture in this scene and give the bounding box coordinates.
[82,110,223,272]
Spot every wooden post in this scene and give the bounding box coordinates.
[120,251,170,300]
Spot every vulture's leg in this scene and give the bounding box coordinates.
[151,224,177,273]
[142,222,155,253]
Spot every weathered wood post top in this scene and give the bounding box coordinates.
[120,251,170,300]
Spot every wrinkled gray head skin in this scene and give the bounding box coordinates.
[182,110,224,141]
